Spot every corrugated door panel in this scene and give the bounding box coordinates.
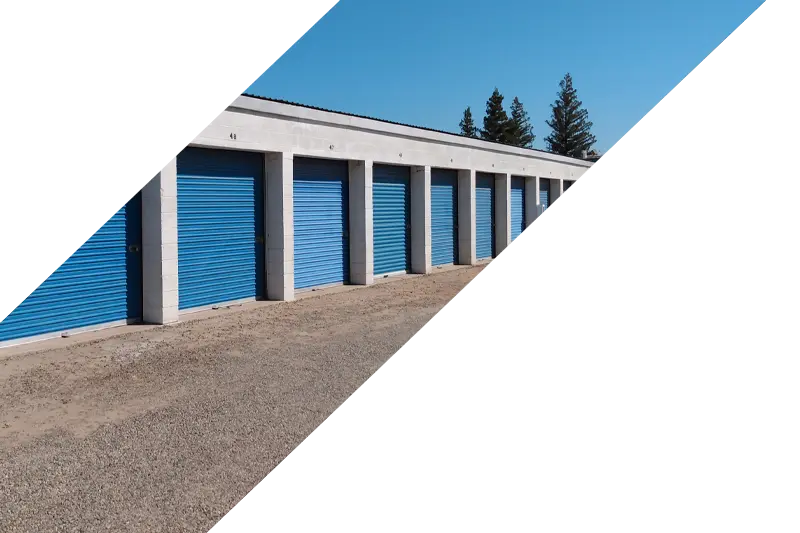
[511,177,525,242]
[475,173,495,260]
[373,164,411,275]
[540,179,550,211]
[177,147,264,310]
[431,169,458,266]
[293,157,350,289]
[0,194,143,343]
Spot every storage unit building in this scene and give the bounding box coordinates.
[0,194,143,345]
[373,164,411,276]
[510,177,525,242]
[293,157,350,290]
[475,172,496,260]
[1,96,593,349]
[176,147,265,311]
[430,169,459,266]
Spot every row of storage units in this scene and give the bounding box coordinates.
[0,146,566,346]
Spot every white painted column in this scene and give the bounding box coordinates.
[551,178,564,204]
[525,176,538,227]
[141,159,179,325]
[495,173,511,255]
[349,160,373,285]
[457,169,476,265]
[265,152,294,301]
[410,165,431,274]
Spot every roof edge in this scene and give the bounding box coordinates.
[238,93,593,167]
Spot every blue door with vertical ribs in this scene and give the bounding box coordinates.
[373,164,411,275]
[511,177,525,242]
[177,147,265,310]
[431,169,458,266]
[540,178,550,212]
[475,173,495,260]
[293,157,350,289]
[0,194,143,344]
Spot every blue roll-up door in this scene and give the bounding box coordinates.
[511,177,525,242]
[431,169,458,266]
[540,178,550,211]
[294,157,350,289]
[0,194,143,344]
[476,172,495,260]
[177,147,265,311]
[373,164,411,275]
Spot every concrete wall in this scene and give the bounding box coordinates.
[7,96,593,347]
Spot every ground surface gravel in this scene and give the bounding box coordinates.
[0,266,482,533]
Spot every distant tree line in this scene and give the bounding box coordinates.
[458,73,598,159]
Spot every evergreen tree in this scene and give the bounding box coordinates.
[508,96,535,148]
[459,106,478,138]
[544,73,596,157]
[481,88,512,143]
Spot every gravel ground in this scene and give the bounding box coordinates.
[0,266,482,533]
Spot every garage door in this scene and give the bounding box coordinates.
[373,164,411,275]
[177,147,265,311]
[294,157,350,289]
[476,172,495,260]
[0,194,143,344]
[511,177,525,242]
[540,178,550,212]
[431,169,458,266]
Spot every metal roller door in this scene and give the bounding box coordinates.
[540,178,550,211]
[475,172,495,260]
[431,169,458,266]
[511,177,525,242]
[294,157,350,289]
[0,194,143,344]
[177,147,265,311]
[373,164,411,275]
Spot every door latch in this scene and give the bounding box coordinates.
[128,244,141,253]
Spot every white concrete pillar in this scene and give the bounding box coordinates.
[551,178,564,204]
[457,169,476,265]
[495,173,511,255]
[410,165,431,274]
[141,159,179,325]
[525,176,538,227]
[265,152,294,301]
[349,160,373,285]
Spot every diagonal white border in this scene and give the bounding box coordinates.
[0,0,339,320]
[211,0,768,530]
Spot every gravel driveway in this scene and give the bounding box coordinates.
[0,266,483,533]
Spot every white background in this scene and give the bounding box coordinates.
[0,0,339,323]
[1,0,798,531]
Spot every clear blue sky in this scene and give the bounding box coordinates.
[247,0,764,153]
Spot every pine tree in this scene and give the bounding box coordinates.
[481,88,512,143]
[459,106,478,138]
[508,96,534,148]
[544,73,596,157]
